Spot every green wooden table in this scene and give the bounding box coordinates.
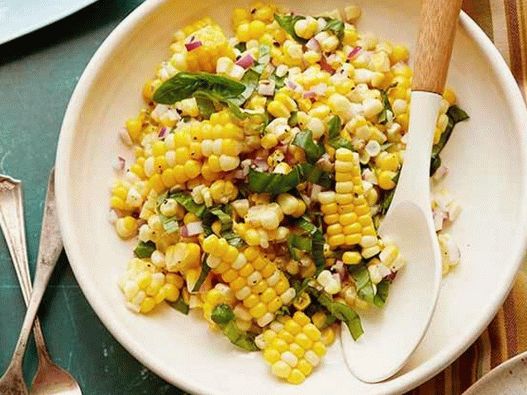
[0,1,184,393]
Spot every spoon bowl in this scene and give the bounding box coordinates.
[342,201,442,383]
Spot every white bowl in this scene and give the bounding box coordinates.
[55,0,527,393]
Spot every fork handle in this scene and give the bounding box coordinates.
[0,176,51,362]
[412,0,463,93]
[4,172,62,371]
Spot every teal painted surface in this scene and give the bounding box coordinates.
[0,1,184,393]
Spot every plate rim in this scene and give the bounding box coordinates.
[54,1,527,393]
[0,0,99,46]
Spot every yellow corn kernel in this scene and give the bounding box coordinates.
[390,44,409,64]
[342,251,362,265]
[261,133,278,149]
[267,100,291,118]
[378,170,397,190]
[115,216,138,239]
[443,88,456,105]
[126,117,142,142]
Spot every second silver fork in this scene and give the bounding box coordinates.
[0,173,81,394]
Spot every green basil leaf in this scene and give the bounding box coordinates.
[271,71,287,90]
[378,89,393,125]
[287,233,312,260]
[192,253,210,292]
[327,115,354,150]
[247,166,303,194]
[222,230,246,248]
[211,303,235,325]
[295,216,325,274]
[350,265,376,304]
[168,297,189,315]
[316,291,363,340]
[321,17,345,40]
[288,111,298,127]
[379,172,400,216]
[292,130,325,163]
[234,42,247,52]
[212,304,258,351]
[251,44,271,74]
[374,278,390,308]
[230,69,260,107]
[430,105,469,175]
[154,72,245,104]
[274,14,308,44]
[201,207,246,247]
[133,241,156,258]
[169,191,206,218]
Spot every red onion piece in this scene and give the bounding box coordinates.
[113,156,126,171]
[235,54,255,69]
[320,56,335,74]
[185,40,202,51]
[286,79,299,91]
[347,46,362,60]
[303,90,316,99]
[158,127,168,139]
[253,158,269,171]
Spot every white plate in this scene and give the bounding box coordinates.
[55,0,527,393]
[464,351,527,395]
[0,0,98,45]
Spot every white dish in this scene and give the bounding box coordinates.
[55,0,527,393]
[0,0,98,45]
[464,351,527,395]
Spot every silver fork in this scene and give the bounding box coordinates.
[0,172,81,395]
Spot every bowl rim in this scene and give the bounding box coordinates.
[55,0,527,393]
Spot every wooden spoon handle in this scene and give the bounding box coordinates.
[412,0,463,93]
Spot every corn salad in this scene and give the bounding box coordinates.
[110,3,468,385]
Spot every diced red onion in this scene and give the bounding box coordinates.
[158,127,168,139]
[181,221,203,237]
[306,38,321,52]
[303,90,316,99]
[185,40,202,51]
[348,46,362,60]
[332,260,347,281]
[235,54,255,69]
[286,79,299,91]
[113,156,126,172]
[319,56,335,74]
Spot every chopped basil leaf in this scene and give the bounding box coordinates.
[320,17,345,40]
[271,71,287,90]
[374,278,390,308]
[133,241,156,258]
[379,172,400,216]
[295,216,325,274]
[430,105,469,175]
[202,207,246,247]
[251,44,271,74]
[292,130,325,163]
[247,163,330,194]
[169,296,189,315]
[192,254,210,292]
[230,69,260,106]
[274,14,308,44]
[169,191,206,218]
[349,265,376,304]
[288,111,298,127]
[287,233,312,260]
[308,288,363,340]
[154,72,245,104]
[193,91,219,119]
[212,304,258,351]
[377,89,393,125]
[234,42,247,52]
[327,115,354,150]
